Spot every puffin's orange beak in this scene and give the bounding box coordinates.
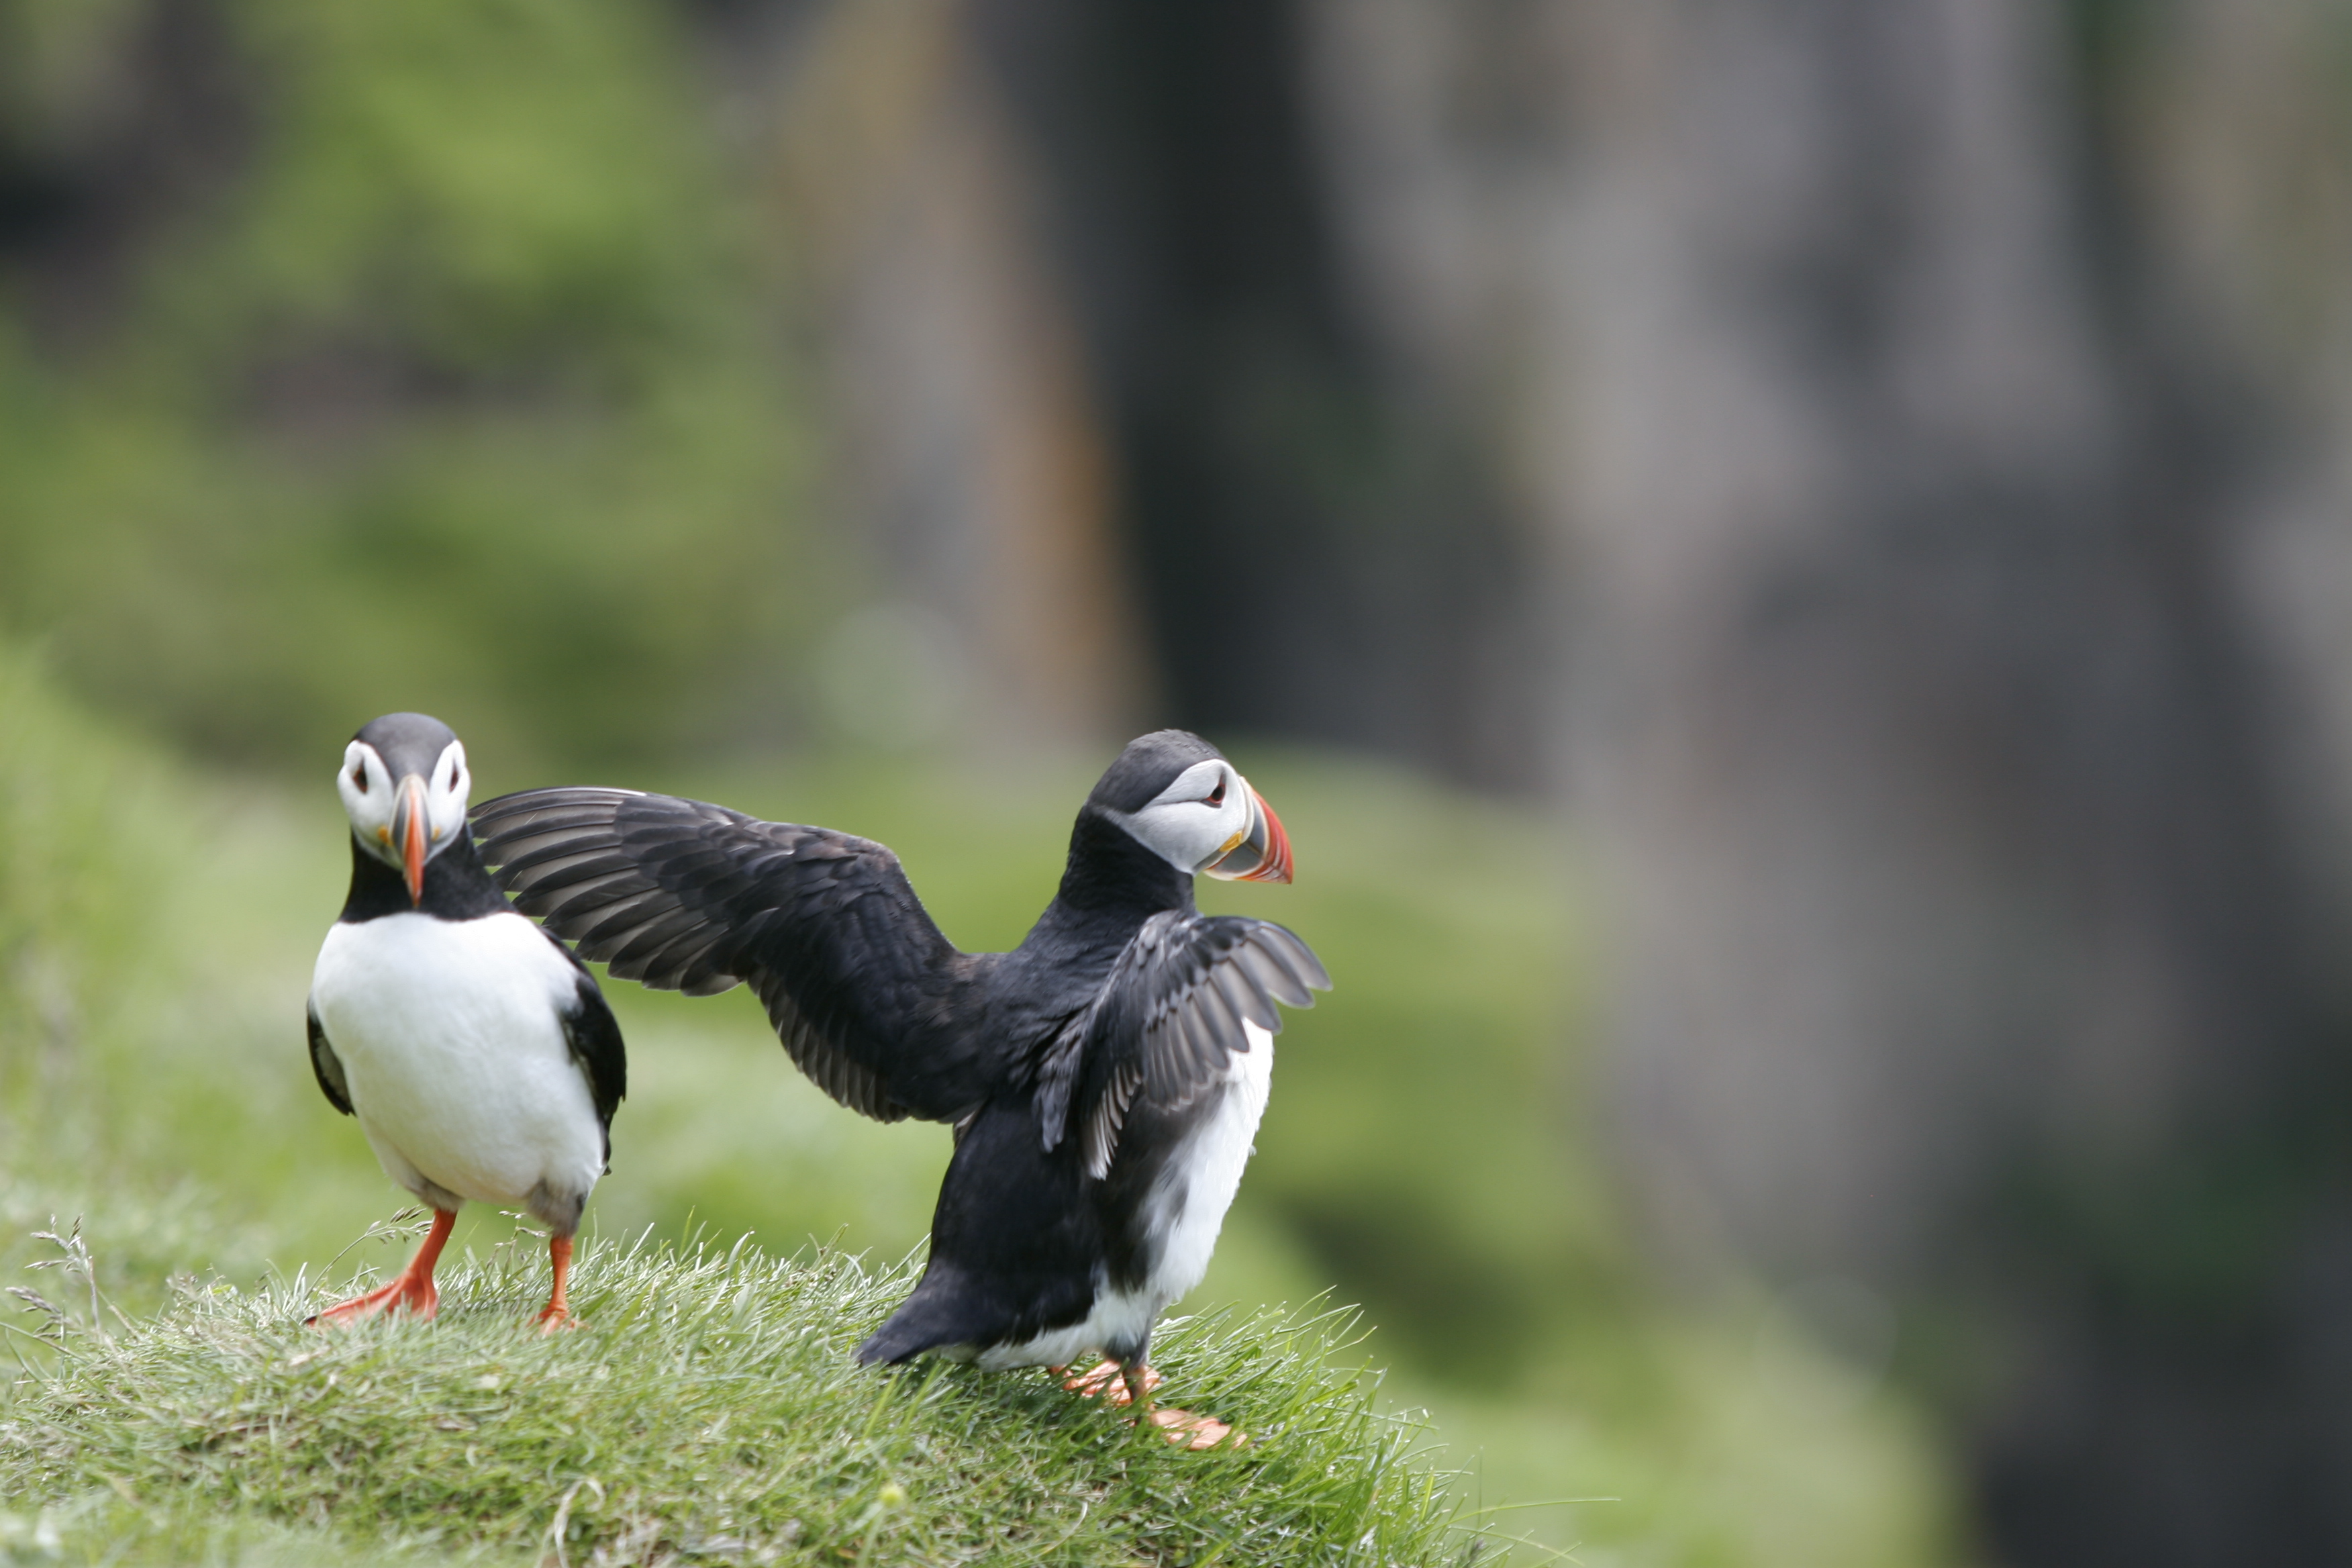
[393,774,428,905]
[1203,787,1294,884]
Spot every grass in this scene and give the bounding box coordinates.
[0,1216,1467,1567]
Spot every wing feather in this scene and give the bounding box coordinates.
[307,1004,352,1117]
[1249,926,1328,1002]
[475,786,988,1123]
[550,953,628,1165]
[1057,911,1330,1178]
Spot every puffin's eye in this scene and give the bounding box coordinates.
[446,758,461,790]
[1204,779,1226,807]
[351,763,368,791]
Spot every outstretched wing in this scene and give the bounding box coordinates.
[307,1002,352,1116]
[473,787,988,1123]
[1040,912,1330,1179]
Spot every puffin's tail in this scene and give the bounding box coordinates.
[854,1267,991,1365]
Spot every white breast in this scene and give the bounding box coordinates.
[1140,1020,1274,1308]
[309,912,605,1223]
[973,1021,1275,1371]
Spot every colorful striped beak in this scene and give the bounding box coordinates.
[1202,787,1293,884]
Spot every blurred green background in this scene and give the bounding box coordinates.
[0,0,810,769]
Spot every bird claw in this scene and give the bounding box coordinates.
[1061,1358,1159,1405]
[535,1305,579,1334]
[1059,1361,1237,1447]
[310,1208,453,1328]
[307,1277,438,1328]
[1148,1406,1242,1450]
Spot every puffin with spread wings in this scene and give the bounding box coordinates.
[472,730,1327,1445]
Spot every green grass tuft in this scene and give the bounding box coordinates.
[0,1217,1470,1567]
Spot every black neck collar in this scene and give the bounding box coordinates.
[339,827,513,924]
[1034,808,1195,938]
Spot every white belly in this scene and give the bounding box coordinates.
[1140,1020,1273,1307]
[310,911,605,1218]
[975,1021,1275,1371]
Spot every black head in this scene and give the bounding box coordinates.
[353,712,460,778]
[1084,730,1226,814]
[338,712,474,905]
[1074,729,1293,887]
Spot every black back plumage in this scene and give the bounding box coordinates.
[472,730,1328,1361]
[856,912,1330,1367]
[853,1098,1099,1365]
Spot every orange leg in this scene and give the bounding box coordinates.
[1062,1357,1236,1449]
[536,1233,578,1332]
[1062,1358,1161,1404]
[310,1208,456,1326]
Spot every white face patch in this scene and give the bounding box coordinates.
[337,738,471,870]
[1118,758,1253,875]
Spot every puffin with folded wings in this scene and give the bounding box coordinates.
[473,730,1327,1445]
[307,712,626,1332]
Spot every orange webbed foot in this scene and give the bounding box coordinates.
[307,1208,455,1328]
[1061,1359,1239,1447]
[1147,1406,1241,1450]
[1062,1358,1161,1406]
[306,1273,439,1327]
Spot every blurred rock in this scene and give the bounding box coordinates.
[966,0,1549,789]
[763,0,1150,754]
[1292,1,2352,1562]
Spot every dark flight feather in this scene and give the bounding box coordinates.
[473,787,989,1124]
[1050,912,1331,1179]
[307,1004,353,1116]
[551,950,628,1165]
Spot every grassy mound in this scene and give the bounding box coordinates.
[0,1218,1466,1566]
